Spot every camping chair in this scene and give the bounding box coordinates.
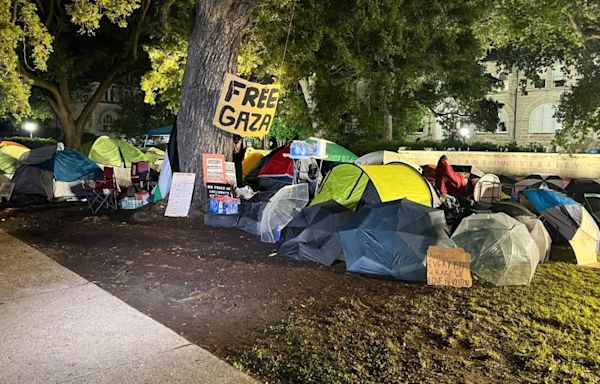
[82,166,119,214]
[131,161,151,191]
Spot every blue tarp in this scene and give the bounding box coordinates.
[147,125,172,136]
[52,149,103,181]
[523,189,577,212]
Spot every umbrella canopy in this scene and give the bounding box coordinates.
[260,183,310,243]
[516,216,552,263]
[355,150,422,173]
[491,201,536,218]
[565,179,600,204]
[236,191,275,235]
[339,199,453,281]
[523,189,600,265]
[305,137,357,163]
[278,200,354,266]
[473,174,501,203]
[452,213,539,286]
[514,174,570,195]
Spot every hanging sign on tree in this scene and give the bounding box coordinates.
[212,74,280,137]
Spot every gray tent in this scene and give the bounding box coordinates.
[451,213,539,286]
[277,200,354,265]
[11,146,56,200]
[339,199,454,281]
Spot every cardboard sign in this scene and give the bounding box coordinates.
[225,161,237,186]
[202,153,226,185]
[165,173,196,217]
[206,182,232,199]
[212,73,280,137]
[427,246,472,288]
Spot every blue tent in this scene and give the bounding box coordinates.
[147,125,172,136]
[12,146,102,200]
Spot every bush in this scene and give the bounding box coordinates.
[0,136,57,149]
[343,139,549,156]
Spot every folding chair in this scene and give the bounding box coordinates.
[131,161,151,191]
[82,166,120,214]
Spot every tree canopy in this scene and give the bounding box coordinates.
[488,0,600,147]
[0,0,190,148]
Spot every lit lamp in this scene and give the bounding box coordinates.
[22,121,38,138]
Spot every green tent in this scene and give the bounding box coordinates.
[0,144,29,174]
[312,163,435,211]
[305,137,357,163]
[142,147,165,166]
[87,136,148,168]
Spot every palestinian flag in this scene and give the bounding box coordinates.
[153,118,180,201]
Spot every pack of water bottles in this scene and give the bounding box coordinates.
[119,197,144,210]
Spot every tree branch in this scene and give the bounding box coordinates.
[16,62,61,103]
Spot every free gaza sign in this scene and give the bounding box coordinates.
[212,73,280,137]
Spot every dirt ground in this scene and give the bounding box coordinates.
[0,202,414,358]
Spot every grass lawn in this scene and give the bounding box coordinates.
[234,260,600,383]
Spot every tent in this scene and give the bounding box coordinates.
[236,191,275,235]
[260,183,310,243]
[242,152,264,177]
[514,174,570,195]
[312,163,435,210]
[142,147,165,167]
[278,200,354,266]
[523,189,600,265]
[354,150,422,173]
[87,136,148,168]
[305,137,358,163]
[254,144,294,190]
[339,199,454,281]
[451,213,539,286]
[473,174,501,203]
[147,125,172,137]
[12,146,102,201]
[0,142,29,174]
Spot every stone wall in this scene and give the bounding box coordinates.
[395,150,600,179]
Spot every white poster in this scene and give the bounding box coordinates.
[225,161,237,186]
[165,173,196,217]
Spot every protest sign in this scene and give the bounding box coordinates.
[202,153,226,185]
[165,173,196,217]
[212,74,280,137]
[206,182,232,199]
[427,246,472,288]
[225,161,237,186]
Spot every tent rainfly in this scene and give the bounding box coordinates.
[312,163,436,211]
[87,136,148,168]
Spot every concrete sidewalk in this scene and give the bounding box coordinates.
[0,230,256,384]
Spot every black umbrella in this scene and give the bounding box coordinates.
[490,201,536,218]
[278,200,354,266]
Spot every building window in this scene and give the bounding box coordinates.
[553,66,566,87]
[495,73,509,92]
[529,104,561,133]
[532,77,546,89]
[101,112,116,131]
[497,110,509,133]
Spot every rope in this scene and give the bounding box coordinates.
[279,0,296,76]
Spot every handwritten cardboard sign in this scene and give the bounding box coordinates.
[427,246,472,288]
[212,73,280,137]
[202,153,226,185]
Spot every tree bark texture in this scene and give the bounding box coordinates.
[178,0,261,207]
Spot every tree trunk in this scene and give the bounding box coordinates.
[178,0,260,209]
[384,110,393,141]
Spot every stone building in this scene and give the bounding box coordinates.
[415,63,571,147]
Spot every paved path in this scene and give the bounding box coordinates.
[0,230,256,384]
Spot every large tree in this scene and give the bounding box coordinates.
[487,0,600,147]
[0,0,190,149]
